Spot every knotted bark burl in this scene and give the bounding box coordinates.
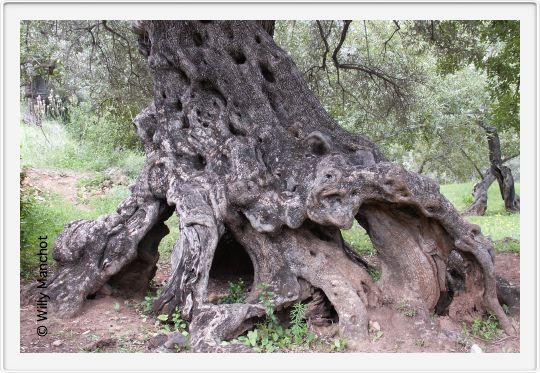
[26,21,515,352]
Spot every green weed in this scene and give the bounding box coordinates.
[463,314,504,341]
[218,278,247,304]
[77,174,107,189]
[368,268,381,282]
[494,238,520,253]
[330,338,347,352]
[156,307,190,337]
[470,314,503,341]
[158,214,180,261]
[232,283,317,352]
[21,120,145,174]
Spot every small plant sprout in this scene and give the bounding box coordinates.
[218,278,247,304]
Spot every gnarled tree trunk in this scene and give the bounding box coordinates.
[464,123,519,215]
[23,21,515,351]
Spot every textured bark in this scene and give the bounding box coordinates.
[465,123,520,215]
[463,168,495,216]
[23,21,515,351]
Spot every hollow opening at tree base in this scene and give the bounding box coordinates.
[300,288,339,333]
[207,229,254,304]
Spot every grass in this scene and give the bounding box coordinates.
[440,182,520,242]
[160,215,180,261]
[21,120,145,174]
[20,186,129,279]
[341,221,376,256]
[20,119,152,277]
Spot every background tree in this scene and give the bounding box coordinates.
[409,20,520,213]
[20,20,152,150]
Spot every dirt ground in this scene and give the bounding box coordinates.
[22,168,94,208]
[19,169,521,353]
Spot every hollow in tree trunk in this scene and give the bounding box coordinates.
[23,21,515,352]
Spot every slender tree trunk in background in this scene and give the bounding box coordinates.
[463,169,495,216]
[23,21,515,351]
[464,122,520,216]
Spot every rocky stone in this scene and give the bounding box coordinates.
[164,332,189,351]
[369,321,381,332]
[52,340,63,347]
[470,344,483,353]
[84,338,116,352]
[147,334,168,350]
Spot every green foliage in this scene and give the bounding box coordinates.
[66,101,142,152]
[275,20,519,183]
[275,20,423,154]
[20,20,152,132]
[422,20,519,132]
[372,330,384,343]
[159,214,180,261]
[368,269,381,283]
[157,314,168,322]
[461,193,474,206]
[142,293,155,314]
[232,283,317,352]
[289,303,309,344]
[141,288,161,314]
[218,278,247,304]
[77,174,107,189]
[257,283,278,325]
[341,221,376,256]
[156,307,190,337]
[494,239,520,253]
[21,120,145,174]
[464,314,503,341]
[331,338,348,352]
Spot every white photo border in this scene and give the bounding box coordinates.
[1,1,537,372]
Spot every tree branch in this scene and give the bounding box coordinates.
[330,20,405,99]
[382,20,400,58]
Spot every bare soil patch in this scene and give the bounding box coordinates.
[22,167,94,209]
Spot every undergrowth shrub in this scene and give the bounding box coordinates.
[66,102,141,153]
[21,120,145,175]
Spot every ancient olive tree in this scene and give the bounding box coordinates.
[28,21,515,351]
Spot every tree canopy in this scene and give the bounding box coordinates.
[20,20,519,184]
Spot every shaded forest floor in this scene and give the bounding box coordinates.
[20,166,520,353]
